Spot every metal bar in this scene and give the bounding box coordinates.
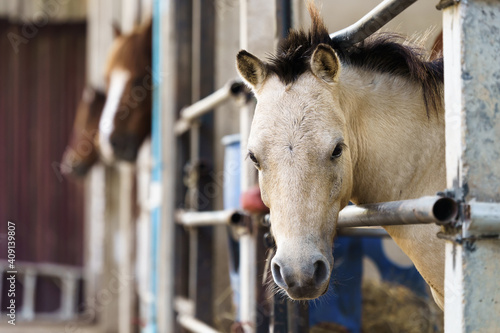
[337,227,389,237]
[169,2,194,332]
[192,226,214,325]
[84,164,105,326]
[288,301,308,333]
[117,163,134,333]
[21,268,36,321]
[191,1,216,325]
[465,202,500,236]
[337,196,458,228]
[176,209,245,227]
[174,79,244,135]
[102,167,123,332]
[60,274,77,320]
[239,101,258,333]
[154,0,178,331]
[256,223,271,333]
[0,262,83,276]
[329,0,418,45]
[177,315,221,333]
[277,0,292,39]
[263,196,457,229]
[0,263,84,321]
[272,294,288,333]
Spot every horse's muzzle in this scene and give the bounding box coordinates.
[110,132,141,161]
[271,254,331,300]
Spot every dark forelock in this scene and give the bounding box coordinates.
[266,1,443,116]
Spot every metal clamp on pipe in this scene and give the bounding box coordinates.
[463,201,500,237]
[174,79,246,135]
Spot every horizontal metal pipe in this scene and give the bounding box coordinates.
[175,209,245,227]
[337,227,389,237]
[0,261,83,276]
[329,0,418,45]
[175,79,245,135]
[178,315,221,333]
[337,196,458,228]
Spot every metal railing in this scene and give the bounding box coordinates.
[174,79,246,136]
[175,194,460,236]
[169,1,445,332]
[172,78,250,333]
[0,261,83,322]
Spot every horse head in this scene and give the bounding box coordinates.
[98,20,152,162]
[237,0,447,302]
[236,4,354,300]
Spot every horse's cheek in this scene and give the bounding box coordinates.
[329,171,342,200]
[257,173,270,205]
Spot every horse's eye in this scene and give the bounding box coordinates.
[248,151,260,168]
[331,145,343,159]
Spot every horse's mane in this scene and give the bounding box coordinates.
[267,2,443,116]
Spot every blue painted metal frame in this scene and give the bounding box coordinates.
[146,0,163,332]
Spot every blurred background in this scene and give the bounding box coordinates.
[0,0,443,332]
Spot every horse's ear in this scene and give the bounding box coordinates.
[310,44,340,83]
[236,50,268,90]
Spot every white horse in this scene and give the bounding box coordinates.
[236,2,446,308]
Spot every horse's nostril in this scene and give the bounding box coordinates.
[271,261,288,289]
[313,259,329,286]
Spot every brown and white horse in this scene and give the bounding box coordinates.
[61,87,106,177]
[98,20,152,162]
[237,2,446,308]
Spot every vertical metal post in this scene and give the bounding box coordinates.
[272,295,288,333]
[21,268,35,321]
[153,0,177,331]
[171,2,194,332]
[60,273,77,320]
[117,163,134,333]
[288,301,309,333]
[238,100,258,333]
[239,2,256,332]
[192,0,216,327]
[442,1,500,332]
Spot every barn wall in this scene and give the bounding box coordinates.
[0,20,87,266]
